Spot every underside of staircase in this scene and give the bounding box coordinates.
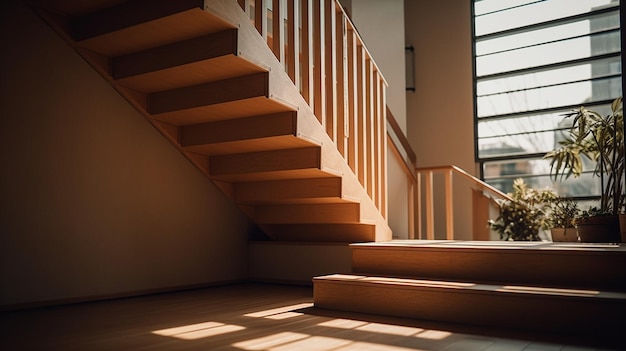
[30,0,391,243]
[314,241,626,348]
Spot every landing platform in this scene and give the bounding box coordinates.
[352,239,625,252]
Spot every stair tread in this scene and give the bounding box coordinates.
[117,55,264,93]
[315,273,626,300]
[74,1,230,56]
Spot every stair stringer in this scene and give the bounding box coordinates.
[203,0,391,241]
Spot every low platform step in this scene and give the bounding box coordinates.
[351,240,626,292]
[313,274,626,339]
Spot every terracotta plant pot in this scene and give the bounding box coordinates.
[576,215,621,243]
[550,227,579,242]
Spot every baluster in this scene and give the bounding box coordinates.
[445,169,454,239]
[286,0,299,87]
[255,0,267,40]
[425,171,435,240]
[312,0,325,124]
[380,77,388,218]
[272,0,284,64]
[335,7,347,159]
[324,0,336,142]
[300,0,313,106]
[356,44,366,189]
[366,58,374,199]
[347,26,357,174]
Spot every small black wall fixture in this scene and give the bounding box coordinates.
[405,45,415,92]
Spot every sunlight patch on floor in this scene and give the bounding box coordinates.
[232,332,311,350]
[497,285,600,297]
[152,321,245,340]
[244,303,313,319]
[233,331,429,351]
[318,318,451,340]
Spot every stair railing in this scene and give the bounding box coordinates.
[237,0,388,218]
[415,165,512,240]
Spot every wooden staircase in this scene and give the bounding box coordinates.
[314,241,626,344]
[30,0,391,243]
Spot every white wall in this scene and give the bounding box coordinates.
[0,1,251,308]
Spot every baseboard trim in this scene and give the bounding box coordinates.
[0,279,247,312]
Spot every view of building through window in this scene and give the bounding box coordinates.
[473,0,621,203]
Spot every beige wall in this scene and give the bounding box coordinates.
[349,0,411,237]
[405,1,476,239]
[350,0,407,132]
[248,242,352,284]
[0,1,252,308]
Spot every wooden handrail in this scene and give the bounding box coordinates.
[239,0,388,217]
[387,107,416,167]
[416,165,512,202]
[415,165,512,240]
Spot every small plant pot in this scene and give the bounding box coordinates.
[576,215,621,243]
[550,227,579,242]
[619,214,626,243]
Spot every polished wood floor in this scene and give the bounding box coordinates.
[0,283,620,350]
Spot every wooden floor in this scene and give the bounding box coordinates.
[0,283,620,350]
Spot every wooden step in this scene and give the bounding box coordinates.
[111,29,265,93]
[179,111,314,155]
[209,147,324,182]
[113,29,238,80]
[71,0,232,56]
[313,273,626,339]
[233,178,345,204]
[262,223,376,243]
[149,72,268,115]
[253,203,361,224]
[350,241,626,292]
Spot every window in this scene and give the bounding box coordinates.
[473,0,622,198]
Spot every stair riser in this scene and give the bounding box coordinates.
[180,111,296,147]
[254,204,360,224]
[149,72,269,114]
[234,178,343,204]
[352,246,626,292]
[263,224,375,242]
[113,29,238,79]
[210,147,321,177]
[314,279,625,337]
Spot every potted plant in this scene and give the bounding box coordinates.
[547,197,579,242]
[488,178,556,241]
[543,97,624,243]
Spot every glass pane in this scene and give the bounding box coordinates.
[478,129,569,156]
[475,0,619,37]
[476,77,621,117]
[476,12,620,56]
[474,0,536,17]
[478,111,572,138]
[483,159,600,196]
[476,31,620,77]
[477,57,621,96]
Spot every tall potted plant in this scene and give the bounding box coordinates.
[543,97,624,242]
